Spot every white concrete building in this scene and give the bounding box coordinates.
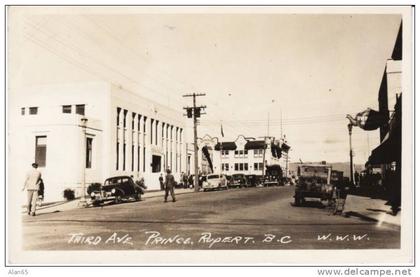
[196,135,290,177]
[9,82,186,202]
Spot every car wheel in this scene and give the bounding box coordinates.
[134,193,142,201]
[114,196,122,204]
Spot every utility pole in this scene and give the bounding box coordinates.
[183,93,206,192]
[259,136,273,179]
[347,123,354,185]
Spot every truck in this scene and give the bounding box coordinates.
[293,163,334,206]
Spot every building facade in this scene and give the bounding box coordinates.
[9,82,186,202]
[196,135,290,176]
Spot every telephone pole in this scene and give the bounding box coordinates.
[183,93,206,192]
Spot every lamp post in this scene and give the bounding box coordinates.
[347,123,354,185]
[79,117,88,207]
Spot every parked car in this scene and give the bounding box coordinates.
[225,175,234,187]
[263,175,282,186]
[293,164,334,206]
[231,173,248,188]
[245,174,263,187]
[90,176,144,206]
[202,174,229,191]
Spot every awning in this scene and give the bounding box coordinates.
[244,140,266,150]
[214,142,237,151]
[281,143,290,152]
[265,164,283,176]
[366,95,401,166]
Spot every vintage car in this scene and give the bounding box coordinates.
[245,174,262,187]
[293,164,334,206]
[202,174,229,191]
[90,176,144,206]
[231,173,248,188]
[263,175,282,186]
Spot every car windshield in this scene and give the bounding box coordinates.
[207,175,220,179]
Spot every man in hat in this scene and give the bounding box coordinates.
[22,163,42,216]
[164,169,176,203]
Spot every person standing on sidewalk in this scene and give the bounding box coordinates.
[22,163,42,216]
[159,174,164,191]
[164,169,176,203]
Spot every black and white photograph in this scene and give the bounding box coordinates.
[5,5,414,266]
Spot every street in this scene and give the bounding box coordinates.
[22,186,400,250]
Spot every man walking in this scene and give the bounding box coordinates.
[164,169,176,203]
[22,163,42,216]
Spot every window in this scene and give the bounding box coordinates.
[254,149,263,157]
[86,137,93,168]
[62,105,72,114]
[137,146,140,172]
[244,163,249,171]
[156,121,159,145]
[123,109,128,128]
[116,142,119,170]
[35,136,47,167]
[21,107,25,115]
[143,146,146,172]
[131,145,135,171]
[234,150,239,158]
[117,107,121,126]
[222,150,229,157]
[123,143,126,170]
[234,163,239,171]
[29,107,38,115]
[132,112,136,130]
[143,117,147,132]
[152,155,161,173]
[76,104,85,115]
[150,119,154,144]
[222,163,229,171]
[254,163,263,171]
[137,115,142,131]
[244,150,248,157]
[239,163,244,171]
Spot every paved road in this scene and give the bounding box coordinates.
[22,186,400,250]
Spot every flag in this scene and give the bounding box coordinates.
[346,108,388,131]
[221,124,224,137]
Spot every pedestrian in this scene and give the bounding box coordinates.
[37,178,45,208]
[183,172,188,189]
[132,175,147,194]
[22,163,42,216]
[159,173,164,191]
[164,169,176,203]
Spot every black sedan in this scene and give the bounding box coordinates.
[90,176,144,206]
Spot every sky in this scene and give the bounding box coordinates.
[8,7,402,164]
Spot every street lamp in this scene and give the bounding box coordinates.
[79,117,88,207]
[347,123,354,185]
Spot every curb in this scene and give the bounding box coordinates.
[343,211,401,230]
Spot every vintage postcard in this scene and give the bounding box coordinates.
[6,5,414,265]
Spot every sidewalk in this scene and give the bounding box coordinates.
[342,194,400,228]
[22,188,196,216]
